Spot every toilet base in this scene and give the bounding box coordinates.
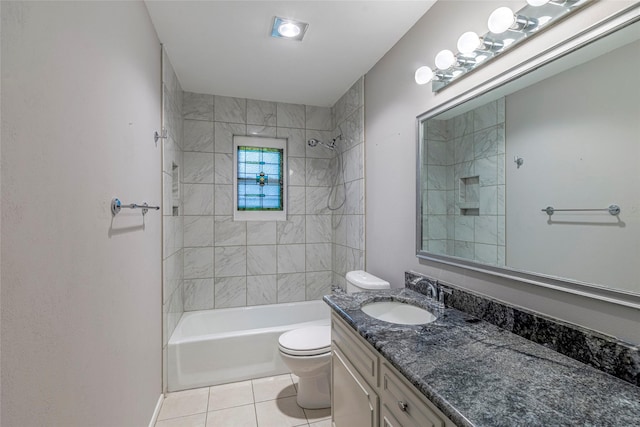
[296,371,331,409]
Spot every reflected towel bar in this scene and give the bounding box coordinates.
[111,198,160,216]
[542,204,620,216]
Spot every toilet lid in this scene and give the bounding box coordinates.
[279,326,331,356]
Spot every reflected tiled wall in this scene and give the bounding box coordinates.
[423,98,505,266]
[331,78,366,289]
[180,92,337,309]
[162,50,184,393]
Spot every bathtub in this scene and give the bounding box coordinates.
[168,300,330,392]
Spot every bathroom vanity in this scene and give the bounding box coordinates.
[325,288,640,427]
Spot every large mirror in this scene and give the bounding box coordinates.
[417,7,640,306]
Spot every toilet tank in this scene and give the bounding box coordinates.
[346,270,390,294]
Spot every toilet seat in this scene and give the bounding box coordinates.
[278,326,331,356]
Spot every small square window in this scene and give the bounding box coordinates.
[233,136,287,221]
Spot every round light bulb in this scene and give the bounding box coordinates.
[526,0,550,6]
[457,32,481,55]
[414,66,434,85]
[488,7,515,34]
[278,22,301,38]
[434,50,456,70]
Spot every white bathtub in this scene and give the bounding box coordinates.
[168,300,331,392]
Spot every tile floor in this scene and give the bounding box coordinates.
[155,374,331,427]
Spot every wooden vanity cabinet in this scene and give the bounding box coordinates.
[331,313,456,427]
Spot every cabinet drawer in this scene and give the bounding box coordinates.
[380,362,445,427]
[332,313,379,386]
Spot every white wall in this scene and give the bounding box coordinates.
[1,2,162,425]
[365,0,640,344]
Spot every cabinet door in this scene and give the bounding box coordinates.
[332,347,379,427]
[381,404,403,427]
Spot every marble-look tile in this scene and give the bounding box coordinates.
[214,246,246,277]
[345,179,364,215]
[346,215,364,250]
[305,130,334,159]
[340,108,364,152]
[208,380,254,411]
[276,215,305,244]
[451,110,473,138]
[183,184,214,216]
[476,155,498,187]
[427,215,447,241]
[184,247,214,279]
[158,387,210,420]
[276,102,305,129]
[287,157,306,186]
[277,127,305,157]
[454,135,474,163]
[287,186,306,215]
[214,216,246,246]
[246,221,276,245]
[184,216,214,248]
[497,216,506,246]
[305,243,331,272]
[215,95,246,124]
[474,100,500,131]
[214,153,233,184]
[214,184,232,216]
[332,244,347,277]
[475,243,497,265]
[277,273,306,303]
[166,285,183,342]
[247,245,277,275]
[332,272,346,291]
[425,190,447,215]
[305,106,332,130]
[184,278,214,311]
[247,275,277,306]
[306,271,332,300]
[184,120,214,153]
[496,124,506,154]
[426,119,448,142]
[215,122,246,154]
[183,92,214,121]
[332,214,347,246]
[454,240,474,259]
[497,154,506,185]
[475,216,498,244]
[343,144,364,183]
[306,187,330,215]
[156,413,206,427]
[497,185,505,215]
[163,250,183,304]
[247,99,277,126]
[183,152,214,184]
[277,244,305,273]
[426,165,448,190]
[497,245,506,266]
[246,125,276,137]
[454,161,475,182]
[474,126,499,159]
[163,215,181,258]
[345,247,364,272]
[214,276,247,308]
[163,134,179,175]
[426,140,451,166]
[306,215,331,243]
[252,374,296,402]
[428,239,448,255]
[480,185,498,215]
[455,216,475,242]
[306,158,332,187]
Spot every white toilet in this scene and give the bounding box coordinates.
[278,270,390,409]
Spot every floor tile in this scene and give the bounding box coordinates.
[290,373,300,391]
[209,380,254,411]
[255,396,307,427]
[155,413,206,427]
[309,419,331,427]
[206,404,257,427]
[158,388,210,421]
[252,374,296,402]
[303,407,331,423]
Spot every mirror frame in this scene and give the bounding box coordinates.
[416,4,640,310]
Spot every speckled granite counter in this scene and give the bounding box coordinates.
[324,288,640,427]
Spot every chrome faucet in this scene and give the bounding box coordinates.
[409,276,448,311]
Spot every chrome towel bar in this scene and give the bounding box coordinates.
[542,204,621,216]
[111,198,160,216]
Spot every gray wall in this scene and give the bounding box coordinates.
[365,0,640,344]
[1,2,162,425]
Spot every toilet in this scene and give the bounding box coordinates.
[278,270,390,409]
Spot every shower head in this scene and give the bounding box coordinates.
[307,134,342,150]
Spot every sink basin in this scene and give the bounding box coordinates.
[361,301,437,325]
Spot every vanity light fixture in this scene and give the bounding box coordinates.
[271,16,308,41]
[414,0,591,90]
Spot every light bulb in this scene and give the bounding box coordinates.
[457,32,481,55]
[435,50,456,70]
[526,0,550,6]
[414,66,434,85]
[488,7,515,34]
[278,22,301,38]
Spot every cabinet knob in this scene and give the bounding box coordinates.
[398,400,408,412]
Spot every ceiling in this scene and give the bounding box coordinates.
[145,1,436,107]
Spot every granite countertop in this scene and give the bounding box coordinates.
[324,288,640,427]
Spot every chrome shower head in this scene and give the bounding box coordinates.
[307,138,320,147]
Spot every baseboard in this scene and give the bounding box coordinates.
[148,394,164,427]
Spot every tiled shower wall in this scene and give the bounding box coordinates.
[162,50,184,392]
[423,98,505,266]
[331,78,366,289]
[180,92,338,310]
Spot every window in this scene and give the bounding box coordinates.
[233,136,287,221]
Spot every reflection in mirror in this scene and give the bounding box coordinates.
[418,15,640,299]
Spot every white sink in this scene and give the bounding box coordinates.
[361,301,437,325]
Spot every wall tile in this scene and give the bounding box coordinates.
[306,215,331,244]
[276,103,305,129]
[215,122,246,154]
[246,221,276,245]
[247,245,277,275]
[215,96,246,124]
[163,250,183,304]
[306,187,330,215]
[214,216,246,246]
[305,130,334,159]
[247,99,277,126]
[343,144,364,183]
[215,277,247,308]
[184,247,214,279]
[346,215,364,250]
[288,187,306,215]
[346,248,364,272]
[305,106,332,131]
[183,152,214,184]
[332,214,347,246]
[475,216,498,245]
[455,216,475,242]
[184,216,214,247]
[333,244,347,277]
[277,127,305,157]
[480,185,498,215]
[305,243,331,272]
[184,279,214,311]
[277,215,305,244]
[306,158,332,186]
[288,157,306,186]
[474,100,499,131]
[277,273,306,303]
[475,243,497,265]
[454,241,474,259]
[277,244,306,273]
[247,275,277,306]
[345,179,364,215]
[183,184,214,216]
[246,125,277,138]
[214,184,233,215]
[183,92,214,121]
[306,271,332,300]
[183,120,214,152]
[214,246,246,277]
[214,153,233,184]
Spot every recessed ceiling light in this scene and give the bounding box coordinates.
[271,16,308,42]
